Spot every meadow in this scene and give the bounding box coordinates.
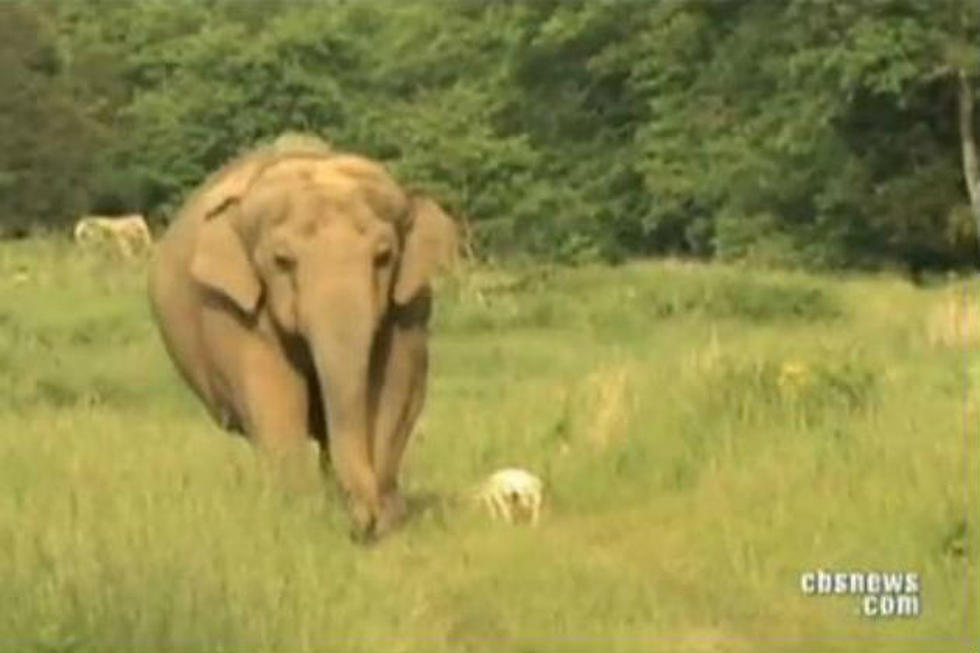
[0,237,976,652]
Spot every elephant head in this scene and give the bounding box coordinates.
[185,147,457,535]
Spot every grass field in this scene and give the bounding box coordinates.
[0,237,977,652]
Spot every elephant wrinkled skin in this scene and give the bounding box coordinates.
[148,136,457,540]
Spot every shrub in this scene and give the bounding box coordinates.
[695,351,878,427]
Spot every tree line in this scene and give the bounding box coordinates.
[2,0,978,272]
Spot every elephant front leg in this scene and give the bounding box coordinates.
[370,315,429,536]
[238,340,312,473]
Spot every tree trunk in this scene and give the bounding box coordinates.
[957,68,980,248]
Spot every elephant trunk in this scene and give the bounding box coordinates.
[304,284,381,535]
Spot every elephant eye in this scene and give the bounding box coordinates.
[374,244,393,268]
[273,253,295,272]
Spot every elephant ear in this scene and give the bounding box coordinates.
[190,206,262,315]
[393,196,459,306]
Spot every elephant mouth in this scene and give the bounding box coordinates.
[305,371,327,445]
[278,330,329,445]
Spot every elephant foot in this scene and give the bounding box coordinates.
[347,497,378,544]
[374,491,408,538]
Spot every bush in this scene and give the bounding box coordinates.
[697,351,879,427]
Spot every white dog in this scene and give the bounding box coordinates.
[475,467,543,525]
[73,214,152,258]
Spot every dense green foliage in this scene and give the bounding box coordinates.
[2,0,978,270]
[1,237,977,650]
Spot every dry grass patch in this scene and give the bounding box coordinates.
[927,286,979,348]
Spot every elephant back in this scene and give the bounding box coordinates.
[176,137,333,225]
[270,132,333,154]
[175,135,408,230]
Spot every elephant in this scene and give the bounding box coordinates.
[147,135,457,540]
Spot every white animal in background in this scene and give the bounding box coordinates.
[475,467,543,525]
[73,214,152,258]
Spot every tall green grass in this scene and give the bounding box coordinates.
[1,238,976,652]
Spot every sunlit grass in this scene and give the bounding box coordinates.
[0,237,976,652]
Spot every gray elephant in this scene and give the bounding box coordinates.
[148,135,457,540]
